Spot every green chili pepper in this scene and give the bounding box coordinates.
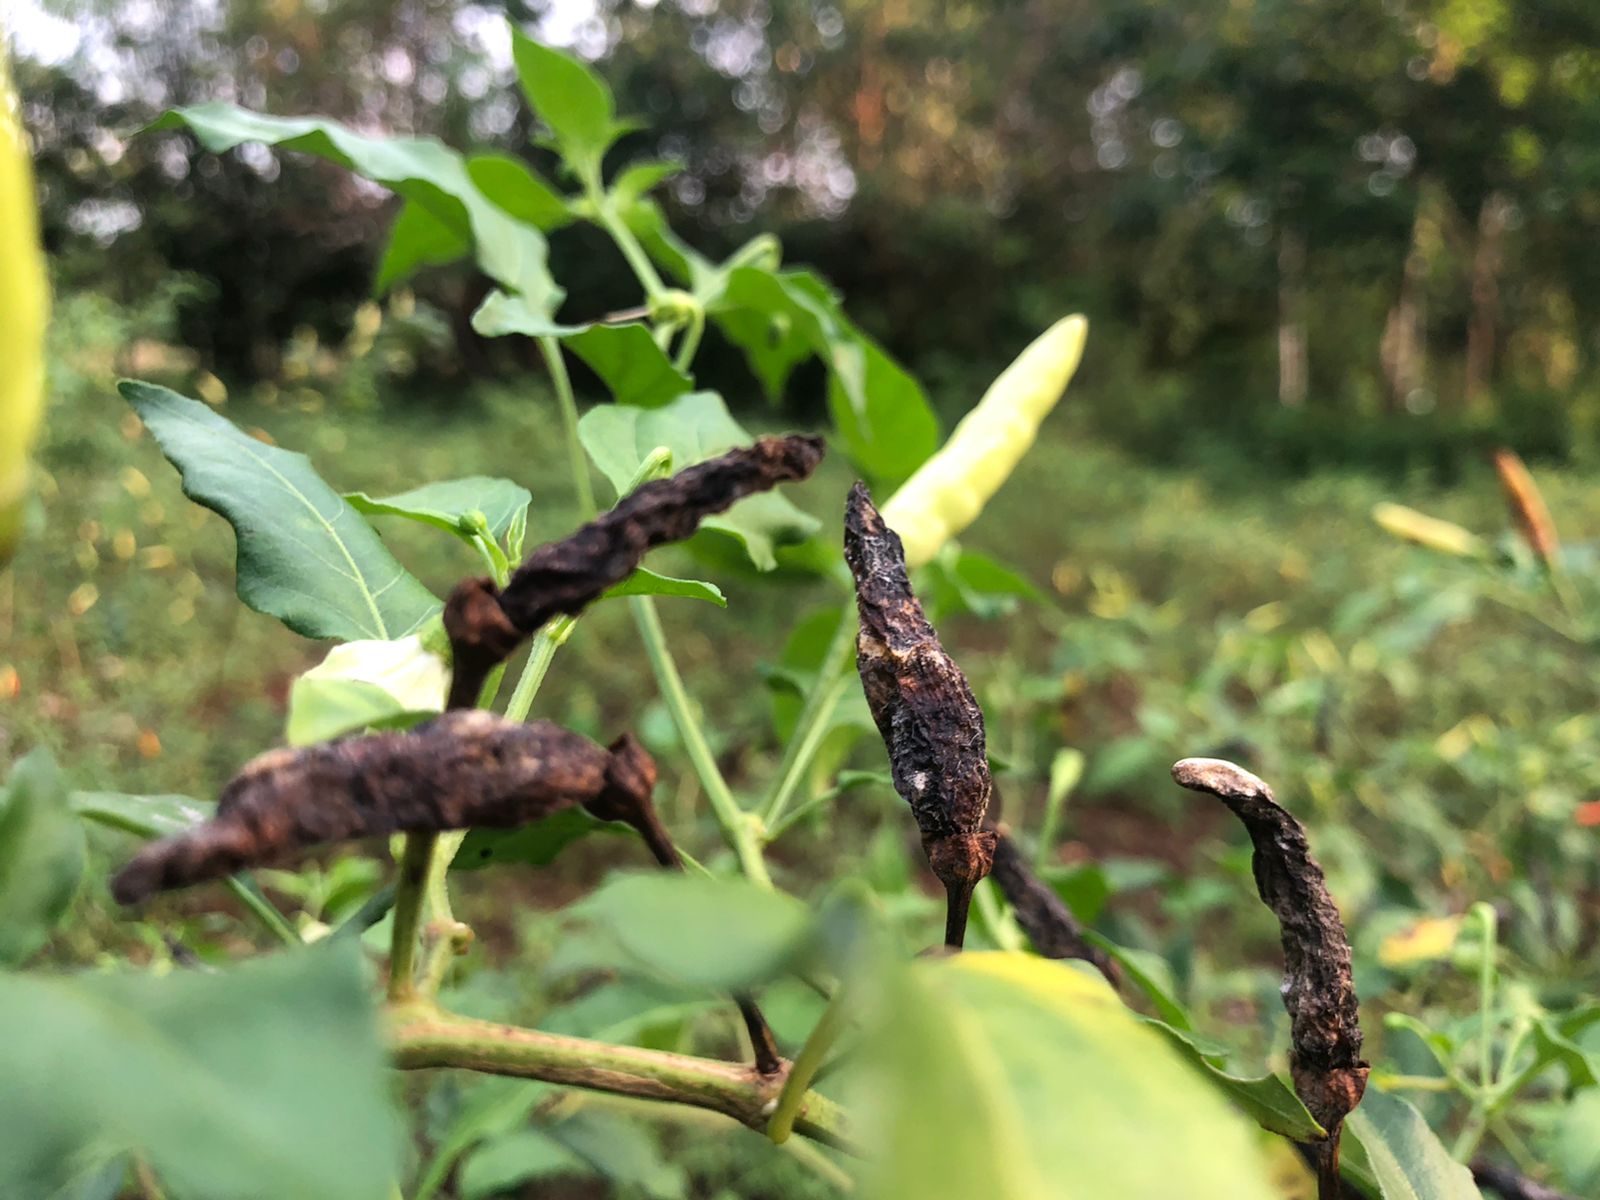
[881,314,1087,566]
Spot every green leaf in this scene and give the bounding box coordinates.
[415,1077,553,1200]
[0,751,84,966]
[285,636,449,746]
[72,791,209,840]
[461,1129,591,1200]
[712,267,939,486]
[609,160,683,208]
[455,808,621,872]
[1342,1088,1483,1200]
[467,152,573,232]
[511,32,622,177]
[0,943,401,1200]
[563,323,693,408]
[344,476,532,547]
[568,872,814,991]
[922,548,1046,620]
[469,289,585,340]
[1149,1020,1324,1141]
[122,381,439,641]
[150,104,562,319]
[577,391,821,570]
[538,1109,686,1199]
[602,568,725,607]
[859,953,1278,1200]
[375,200,472,294]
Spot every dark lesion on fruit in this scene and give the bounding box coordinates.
[844,481,995,949]
[1172,757,1368,1196]
[986,824,1120,985]
[111,711,659,904]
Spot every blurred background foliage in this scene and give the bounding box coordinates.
[15,0,1600,470]
[8,1,1600,1196]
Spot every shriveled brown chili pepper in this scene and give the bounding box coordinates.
[844,481,995,949]
[445,434,826,708]
[111,711,658,904]
[1172,757,1367,1200]
[987,826,1119,985]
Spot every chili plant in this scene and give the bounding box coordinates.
[0,27,1504,1200]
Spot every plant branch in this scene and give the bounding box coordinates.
[387,832,435,1003]
[388,1005,853,1152]
[224,875,301,947]
[538,335,597,517]
[761,606,856,829]
[629,594,772,887]
[766,988,849,1143]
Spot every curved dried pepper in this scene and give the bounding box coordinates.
[112,711,656,903]
[1172,757,1367,1197]
[444,433,825,707]
[844,481,994,948]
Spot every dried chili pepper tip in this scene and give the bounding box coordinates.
[1171,757,1272,804]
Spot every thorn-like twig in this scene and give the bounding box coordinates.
[1472,1160,1579,1200]
[987,826,1120,985]
[844,482,995,950]
[1172,757,1368,1200]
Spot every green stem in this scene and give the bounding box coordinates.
[761,608,856,829]
[503,618,575,723]
[416,829,471,998]
[672,309,705,372]
[538,335,597,517]
[225,875,300,947]
[767,990,850,1144]
[387,833,435,1003]
[629,594,770,886]
[1473,901,1497,1089]
[389,1004,853,1151]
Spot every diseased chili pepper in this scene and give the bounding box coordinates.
[1172,757,1367,1200]
[844,482,994,949]
[444,434,825,707]
[1493,448,1560,568]
[0,44,50,565]
[111,711,659,903]
[880,315,1086,567]
[987,825,1119,985]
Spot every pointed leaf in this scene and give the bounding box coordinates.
[150,104,563,319]
[0,751,84,966]
[122,381,439,641]
[0,944,400,1200]
[1342,1089,1483,1200]
[860,953,1278,1200]
[577,391,820,570]
[602,568,725,607]
[511,33,621,175]
[344,476,531,547]
[455,808,622,872]
[375,200,472,294]
[564,323,692,409]
[609,160,682,208]
[467,152,573,231]
[569,872,814,991]
[72,792,209,841]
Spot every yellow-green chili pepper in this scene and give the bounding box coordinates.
[882,314,1087,567]
[0,39,49,563]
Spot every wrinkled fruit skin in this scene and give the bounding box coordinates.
[0,42,50,564]
[845,482,995,945]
